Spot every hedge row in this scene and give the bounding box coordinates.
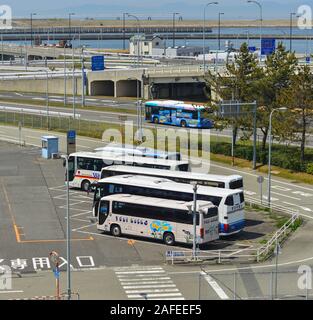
[210,141,313,174]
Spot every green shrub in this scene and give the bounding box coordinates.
[306,163,313,175]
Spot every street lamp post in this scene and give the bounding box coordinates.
[127,14,143,142]
[267,107,287,206]
[123,13,129,51]
[290,12,296,52]
[247,0,263,52]
[40,69,49,130]
[218,12,224,51]
[81,46,85,108]
[61,155,71,300]
[191,182,198,260]
[30,13,37,47]
[172,12,180,48]
[203,2,218,73]
[72,36,76,120]
[64,46,67,106]
[69,13,75,43]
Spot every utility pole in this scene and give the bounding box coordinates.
[218,12,224,51]
[64,45,67,106]
[81,46,85,108]
[30,13,37,47]
[191,182,198,260]
[289,12,296,52]
[72,36,76,121]
[172,12,180,48]
[123,13,128,51]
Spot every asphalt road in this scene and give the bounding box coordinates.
[1,129,313,300]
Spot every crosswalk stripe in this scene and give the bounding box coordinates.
[123,284,176,289]
[121,280,174,285]
[126,288,179,294]
[119,277,171,282]
[114,266,163,271]
[116,270,165,275]
[127,293,183,299]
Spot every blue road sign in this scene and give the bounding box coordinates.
[91,55,105,71]
[248,46,256,52]
[306,56,311,63]
[53,268,60,279]
[67,130,76,140]
[261,38,276,56]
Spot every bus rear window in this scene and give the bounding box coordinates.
[177,164,189,172]
[225,195,234,206]
[239,192,245,203]
[229,179,243,189]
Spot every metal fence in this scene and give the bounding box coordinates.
[178,270,312,300]
[0,110,120,140]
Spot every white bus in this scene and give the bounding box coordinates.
[93,175,245,236]
[94,143,181,160]
[66,152,190,191]
[101,165,243,189]
[96,194,219,245]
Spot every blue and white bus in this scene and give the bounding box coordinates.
[93,175,245,236]
[145,100,214,129]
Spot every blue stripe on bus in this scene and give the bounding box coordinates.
[219,220,245,234]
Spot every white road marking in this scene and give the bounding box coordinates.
[282,202,312,213]
[125,288,179,294]
[127,293,182,299]
[208,161,313,192]
[0,290,24,294]
[201,271,229,300]
[270,191,301,201]
[114,266,184,300]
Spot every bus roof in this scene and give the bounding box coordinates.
[102,165,242,183]
[101,194,216,211]
[69,151,188,166]
[145,100,206,111]
[98,175,242,197]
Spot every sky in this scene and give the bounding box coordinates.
[6,0,311,19]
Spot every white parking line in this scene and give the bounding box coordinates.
[125,288,179,294]
[127,293,182,299]
[0,290,24,294]
[201,272,229,300]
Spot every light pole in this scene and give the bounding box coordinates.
[172,12,180,48]
[81,46,85,108]
[64,45,67,106]
[267,107,287,206]
[247,0,262,52]
[289,12,296,52]
[127,14,143,142]
[191,182,198,260]
[218,12,224,51]
[122,13,126,50]
[203,2,218,72]
[30,13,37,47]
[61,155,71,300]
[40,69,49,130]
[72,36,76,120]
[69,13,75,44]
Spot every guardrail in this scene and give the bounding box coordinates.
[0,106,81,119]
[165,199,300,265]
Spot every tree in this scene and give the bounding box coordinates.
[205,42,262,145]
[278,64,313,163]
[255,42,297,151]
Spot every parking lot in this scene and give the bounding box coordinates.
[0,141,283,274]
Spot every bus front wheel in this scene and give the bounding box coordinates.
[81,180,91,192]
[111,225,121,237]
[163,232,175,246]
[180,120,187,128]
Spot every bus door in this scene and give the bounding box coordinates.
[98,200,110,226]
[67,156,75,182]
[170,108,177,125]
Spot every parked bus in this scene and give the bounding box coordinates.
[96,194,219,245]
[93,175,245,236]
[101,165,243,189]
[145,100,214,128]
[66,152,190,191]
[94,143,181,161]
